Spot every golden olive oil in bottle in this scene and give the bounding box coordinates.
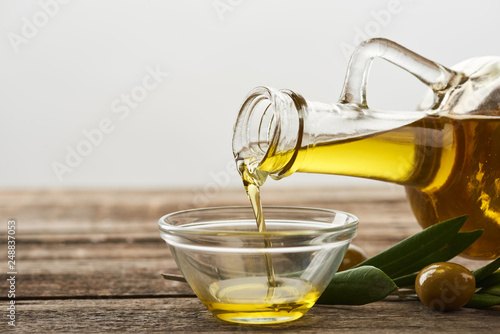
[257,115,500,259]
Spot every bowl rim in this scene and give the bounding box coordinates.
[158,206,359,237]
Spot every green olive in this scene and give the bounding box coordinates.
[415,262,476,311]
[338,244,368,272]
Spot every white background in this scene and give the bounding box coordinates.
[2,0,500,190]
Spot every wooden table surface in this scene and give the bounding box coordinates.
[1,187,499,333]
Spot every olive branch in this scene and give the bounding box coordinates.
[317,216,500,308]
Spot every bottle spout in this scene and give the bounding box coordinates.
[232,87,307,181]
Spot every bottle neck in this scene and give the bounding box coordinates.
[232,87,426,183]
[232,38,467,187]
[232,87,305,181]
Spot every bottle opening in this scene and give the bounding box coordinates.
[232,87,304,179]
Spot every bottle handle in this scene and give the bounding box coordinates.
[339,38,464,110]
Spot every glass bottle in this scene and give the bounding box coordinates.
[233,38,500,259]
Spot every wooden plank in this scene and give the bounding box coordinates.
[1,297,498,333]
[1,187,415,240]
[1,187,497,333]
[0,187,491,299]
[9,249,490,298]
[0,186,410,224]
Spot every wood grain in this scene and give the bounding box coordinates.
[2,298,499,333]
[0,187,498,332]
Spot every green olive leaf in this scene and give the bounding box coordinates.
[389,232,481,288]
[316,266,397,305]
[465,293,500,309]
[478,284,500,297]
[473,258,500,285]
[355,216,483,278]
[476,270,500,289]
[392,272,418,288]
[391,232,483,289]
[397,230,483,278]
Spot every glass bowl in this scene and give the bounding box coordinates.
[158,206,359,324]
